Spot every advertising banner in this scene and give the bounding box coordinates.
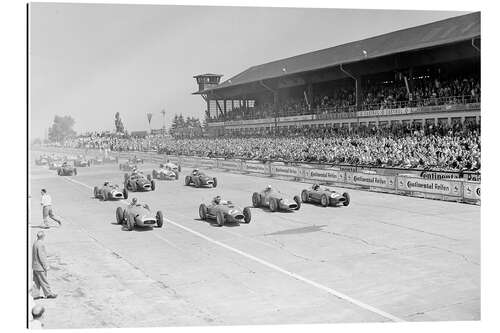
[462,181,481,200]
[199,158,217,168]
[218,160,242,170]
[346,172,396,189]
[242,161,269,174]
[302,168,345,183]
[397,176,462,196]
[270,164,302,177]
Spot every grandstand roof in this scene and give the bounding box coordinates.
[197,12,479,95]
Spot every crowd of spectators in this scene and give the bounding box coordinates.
[61,120,480,172]
[208,73,480,122]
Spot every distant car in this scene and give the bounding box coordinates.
[119,161,137,171]
[185,169,217,188]
[74,156,91,167]
[57,162,77,176]
[48,160,63,170]
[124,172,156,192]
[199,199,251,226]
[152,163,179,180]
[93,182,128,201]
[35,155,49,166]
[252,187,301,212]
[301,185,350,207]
[115,203,163,231]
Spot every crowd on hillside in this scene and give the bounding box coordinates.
[209,74,480,122]
[60,120,480,172]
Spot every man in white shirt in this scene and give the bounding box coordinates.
[40,189,62,228]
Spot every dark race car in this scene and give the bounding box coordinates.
[57,162,77,176]
[124,172,156,192]
[152,163,179,180]
[301,184,350,207]
[199,198,251,226]
[185,169,217,188]
[115,201,163,231]
[93,182,128,201]
[119,161,137,171]
[252,186,301,212]
[74,156,91,167]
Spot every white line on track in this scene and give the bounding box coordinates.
[61,176,405,322]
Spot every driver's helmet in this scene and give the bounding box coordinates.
[265,184,272,191]
[312,183,320,190]
[213,195,221,204]
[131,197,138,205]
[193,168,199,175]
[103,181,110,186]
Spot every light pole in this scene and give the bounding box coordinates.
[161,109,166,134]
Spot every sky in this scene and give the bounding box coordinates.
[29,3,467,139]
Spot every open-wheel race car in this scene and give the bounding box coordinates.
[93,182,128,201]
[35,155,49,166]
[124,172,156,192]
[185,169,217,188]
[301,184,350,207]
[252,186,301,212]
[119,160,137,171]
[115,200,163,231]
[74,156,91,167]
[128,156,144,164]
[199,196,251,226]
[152,163,179,180]
[57,162,77,176]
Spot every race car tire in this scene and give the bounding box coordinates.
[184,176,191,186]
[216,210,225,227]
[252,192,260,207]
[116,207,124,224]
[269,198,278,212]
[342,192,350,206]
[123,188,128,200]
[293,195,301,210]
[194,177,201,188]
[147,174,152,181]
[320,194,329,207]
[199,204,207,220]
[57,169,62,176]
[93,186,99,199]
[243,207,251,223]
[151,180,156,191]
[301,190,309,203]
[212,177,217,188]
[126,214,134,231]
[156,211,163,228]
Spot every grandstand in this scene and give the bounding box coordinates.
[193,12,480,137]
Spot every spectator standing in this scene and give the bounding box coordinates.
[40,189,62,228]
[32,231,57,300]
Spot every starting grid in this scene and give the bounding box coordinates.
[33,147,480,204]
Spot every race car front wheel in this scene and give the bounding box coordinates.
[301,190,309,203]
[156,211,163,228]
[252,192,260,208]
[116,207,124,224]
[320,194,328,207]
[216,210,225,227]
[342,192,350,206]
[243,207,251,223]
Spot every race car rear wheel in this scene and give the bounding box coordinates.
[156,211,163,228]
[320,194,329,207]
[301,190,309,203]
[269,198,278,212]
[115,207,124,224]
[342,192,350,206]
[151,180,156,191]
[93,186,99,199]
[212,177,217,188]
[199,204,207,220]
[216,210,225,227]
[123,188,128,200]
[194,178,201,188]
[293,195,301,210]
[243,207,251,223]
[126,214,134,231]
[252,192,260,207]
[184,176,191,186]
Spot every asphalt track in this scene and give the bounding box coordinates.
[29,155,480,328]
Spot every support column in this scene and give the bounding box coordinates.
[355,77,363,111]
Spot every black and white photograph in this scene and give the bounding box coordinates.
[18,0,489,331]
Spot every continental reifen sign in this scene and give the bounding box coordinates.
[346,172,396,189]
[303,168,345,183]
[270,164,301,177]
[242,161,268,174]
[218,160,241,170]
[397,176,462,196]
